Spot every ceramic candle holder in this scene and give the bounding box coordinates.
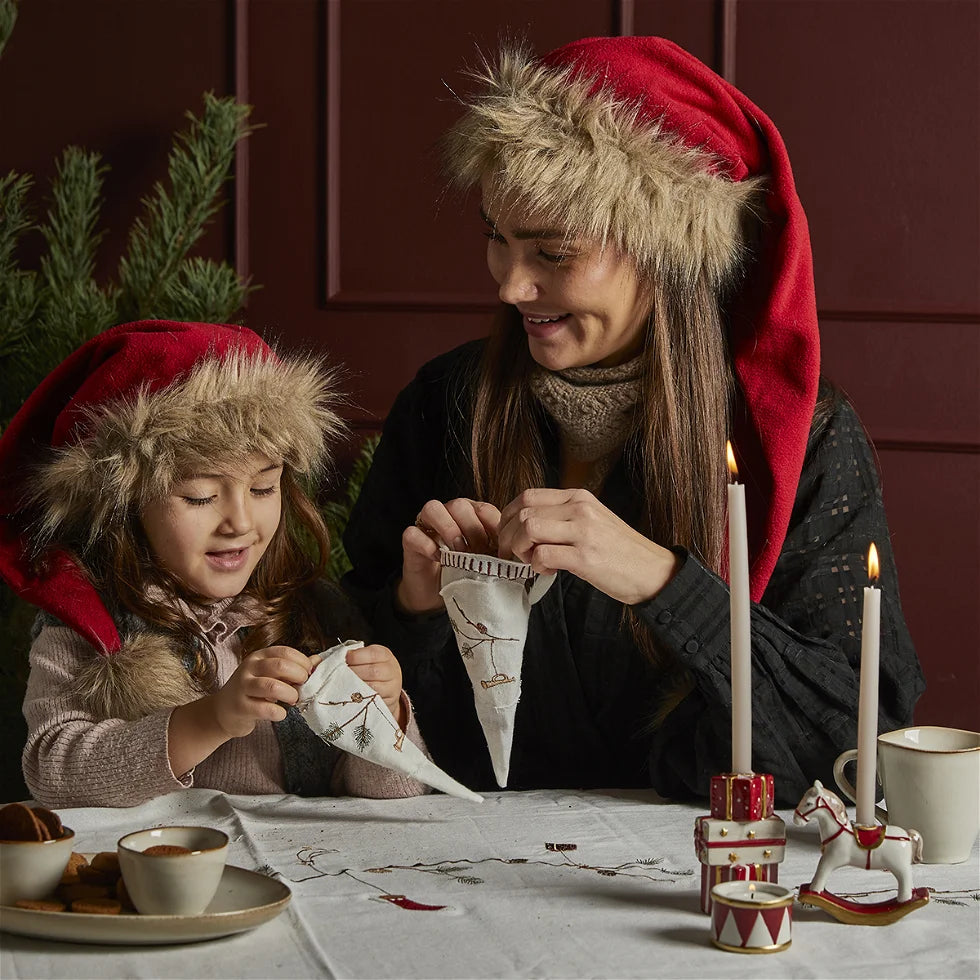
[794,780,930,925]
[694,772,786,913]
[710,881,793,953]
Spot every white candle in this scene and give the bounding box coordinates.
[856,542,881,825]
[727,442,752,775]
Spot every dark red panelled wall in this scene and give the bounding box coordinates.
[2,0,977,730]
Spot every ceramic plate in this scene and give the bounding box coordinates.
[0,863,290,945]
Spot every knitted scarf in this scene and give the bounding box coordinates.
[529,357,643,491]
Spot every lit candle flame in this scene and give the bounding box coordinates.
[726,441,739,481]
[867,542,879,584]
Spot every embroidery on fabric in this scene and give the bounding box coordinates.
[297,687,405,752]
[449,596,518,689]
[291,842,694,912]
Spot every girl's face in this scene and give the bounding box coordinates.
[139,453,283,602]
[482,190,650,370]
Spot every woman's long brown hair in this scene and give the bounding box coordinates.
[468,265,732,717]
[470,269,731,570]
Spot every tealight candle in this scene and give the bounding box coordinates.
[856,543,881,826]
[726,442,752,774]
[710,880,793,953]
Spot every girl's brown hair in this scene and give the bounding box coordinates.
[81,467,332,689]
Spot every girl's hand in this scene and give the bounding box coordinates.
[168,646,317,778]
[346,644,407,728]
[212,645,316,738]
[496,488,679,605]
[397,498,501,614]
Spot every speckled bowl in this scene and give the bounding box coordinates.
[0,828,76,906]
[117,825,228,915]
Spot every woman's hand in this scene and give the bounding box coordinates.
[346,644,407,729]
[497,488,679,605]
[396,498,501,614]
[168,646,317,778]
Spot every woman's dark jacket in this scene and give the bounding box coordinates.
[342,340,924,804]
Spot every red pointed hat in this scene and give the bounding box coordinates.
[0,319,343,654]
[444,36,820,599]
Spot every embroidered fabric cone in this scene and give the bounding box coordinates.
[439,550,556,787]
[296,641,483,803]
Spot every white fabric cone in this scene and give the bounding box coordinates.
[440,551,555,788]
[296,641,483,803]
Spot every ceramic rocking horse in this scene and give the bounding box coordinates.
[793,780,929,924]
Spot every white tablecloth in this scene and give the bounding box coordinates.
[2,788,978,979]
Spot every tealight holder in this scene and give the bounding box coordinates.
[694,772,786,914]
[792,780,930,925]
[710,880,793,953]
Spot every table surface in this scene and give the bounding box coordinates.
[1,787,978,979]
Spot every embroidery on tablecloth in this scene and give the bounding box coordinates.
[291,842,694,912]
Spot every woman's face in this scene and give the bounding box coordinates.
[482,190,650,370]
[139,453,283,602]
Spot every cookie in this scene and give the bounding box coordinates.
[56,882,112,902]
[0,802,44,841]
[60,852,90,885]
[90,851,121,875]
[142,844,192,856]
[31,806,64,840]
[14,898,67,912]
[70,898,122,915]
[78,863,119,885]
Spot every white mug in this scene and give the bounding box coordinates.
[834,726,980,864]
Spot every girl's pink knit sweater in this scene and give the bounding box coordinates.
[22,597,430,807]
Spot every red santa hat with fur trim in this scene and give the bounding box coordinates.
[0,320,344,657]
[444,36,820,599]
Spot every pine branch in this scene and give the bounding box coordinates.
[0,170,39,426]
[39,148,108,295]
[347,433,381,508]
[0,0,17,60]
[116,92,254,320]
[322,433,381,582]
[0,170,33,276]
[162,256,253,323]
[36,148,118,359]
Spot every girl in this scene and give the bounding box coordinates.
[0,319,428,806]
[341,37,925,802]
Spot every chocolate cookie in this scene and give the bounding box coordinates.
[0,802,44,841]
[14,898,68,912]
[142,844,193,856]
[70,898,122,915]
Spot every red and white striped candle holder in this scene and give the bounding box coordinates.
[710,880,794,953]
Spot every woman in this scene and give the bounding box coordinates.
[342,36,924,802]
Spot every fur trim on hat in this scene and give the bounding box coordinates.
[75,632,202,721]
[443,46,765,286]
[29,348,345,549]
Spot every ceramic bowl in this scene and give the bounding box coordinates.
[117,826,228,915]
[0,827,76,906]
